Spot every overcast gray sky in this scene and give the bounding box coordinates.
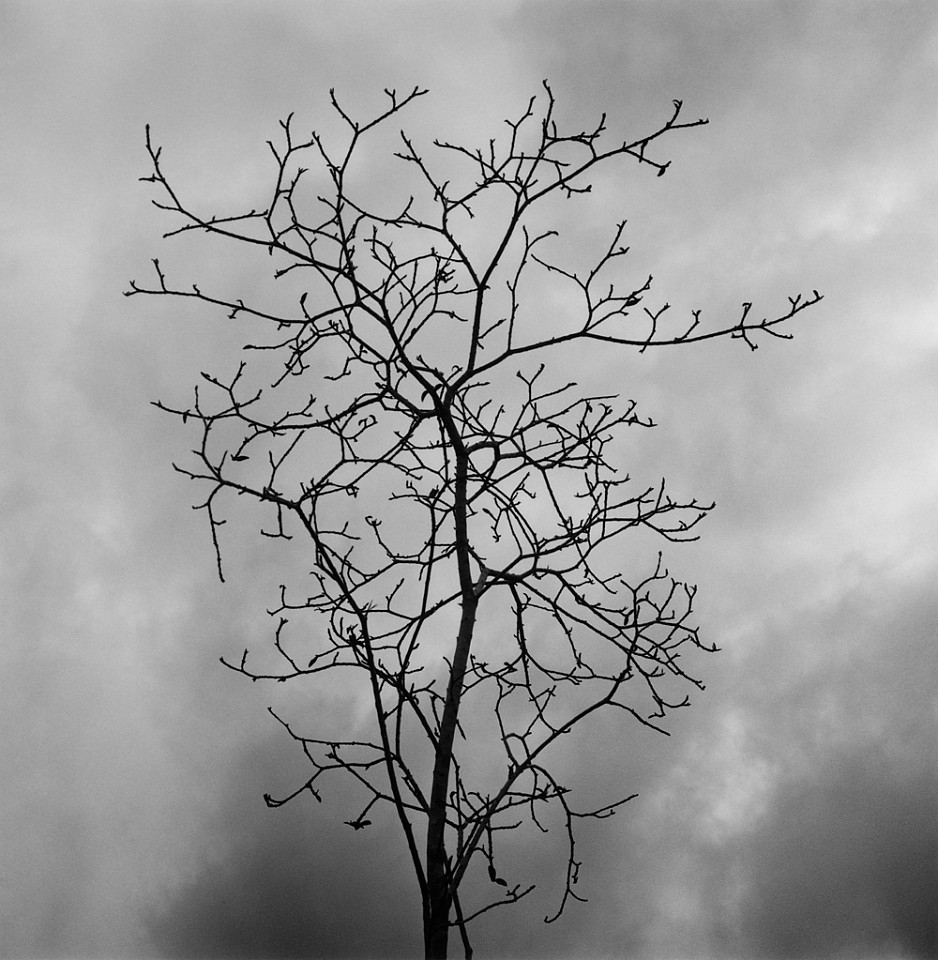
[2,2,936,958]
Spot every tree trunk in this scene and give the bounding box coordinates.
[424,581,477,958]
[424,898,451,960]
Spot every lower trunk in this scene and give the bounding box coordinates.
[424,893,451,960]
[424,588,478,959]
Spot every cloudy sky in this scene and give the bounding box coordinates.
[2,2,937,958]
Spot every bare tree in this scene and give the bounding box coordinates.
[126,83,821,959]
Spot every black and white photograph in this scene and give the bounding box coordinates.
[2,3,936,958]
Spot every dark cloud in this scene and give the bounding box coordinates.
[735,747,936,959]
[146,736,420,959]
[727,572,938,959]
[614,564,938,960]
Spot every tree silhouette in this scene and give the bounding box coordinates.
[126,82,821,959]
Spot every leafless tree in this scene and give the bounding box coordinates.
[126,83,821,959]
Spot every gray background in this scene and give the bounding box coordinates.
[2,2,936,957]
